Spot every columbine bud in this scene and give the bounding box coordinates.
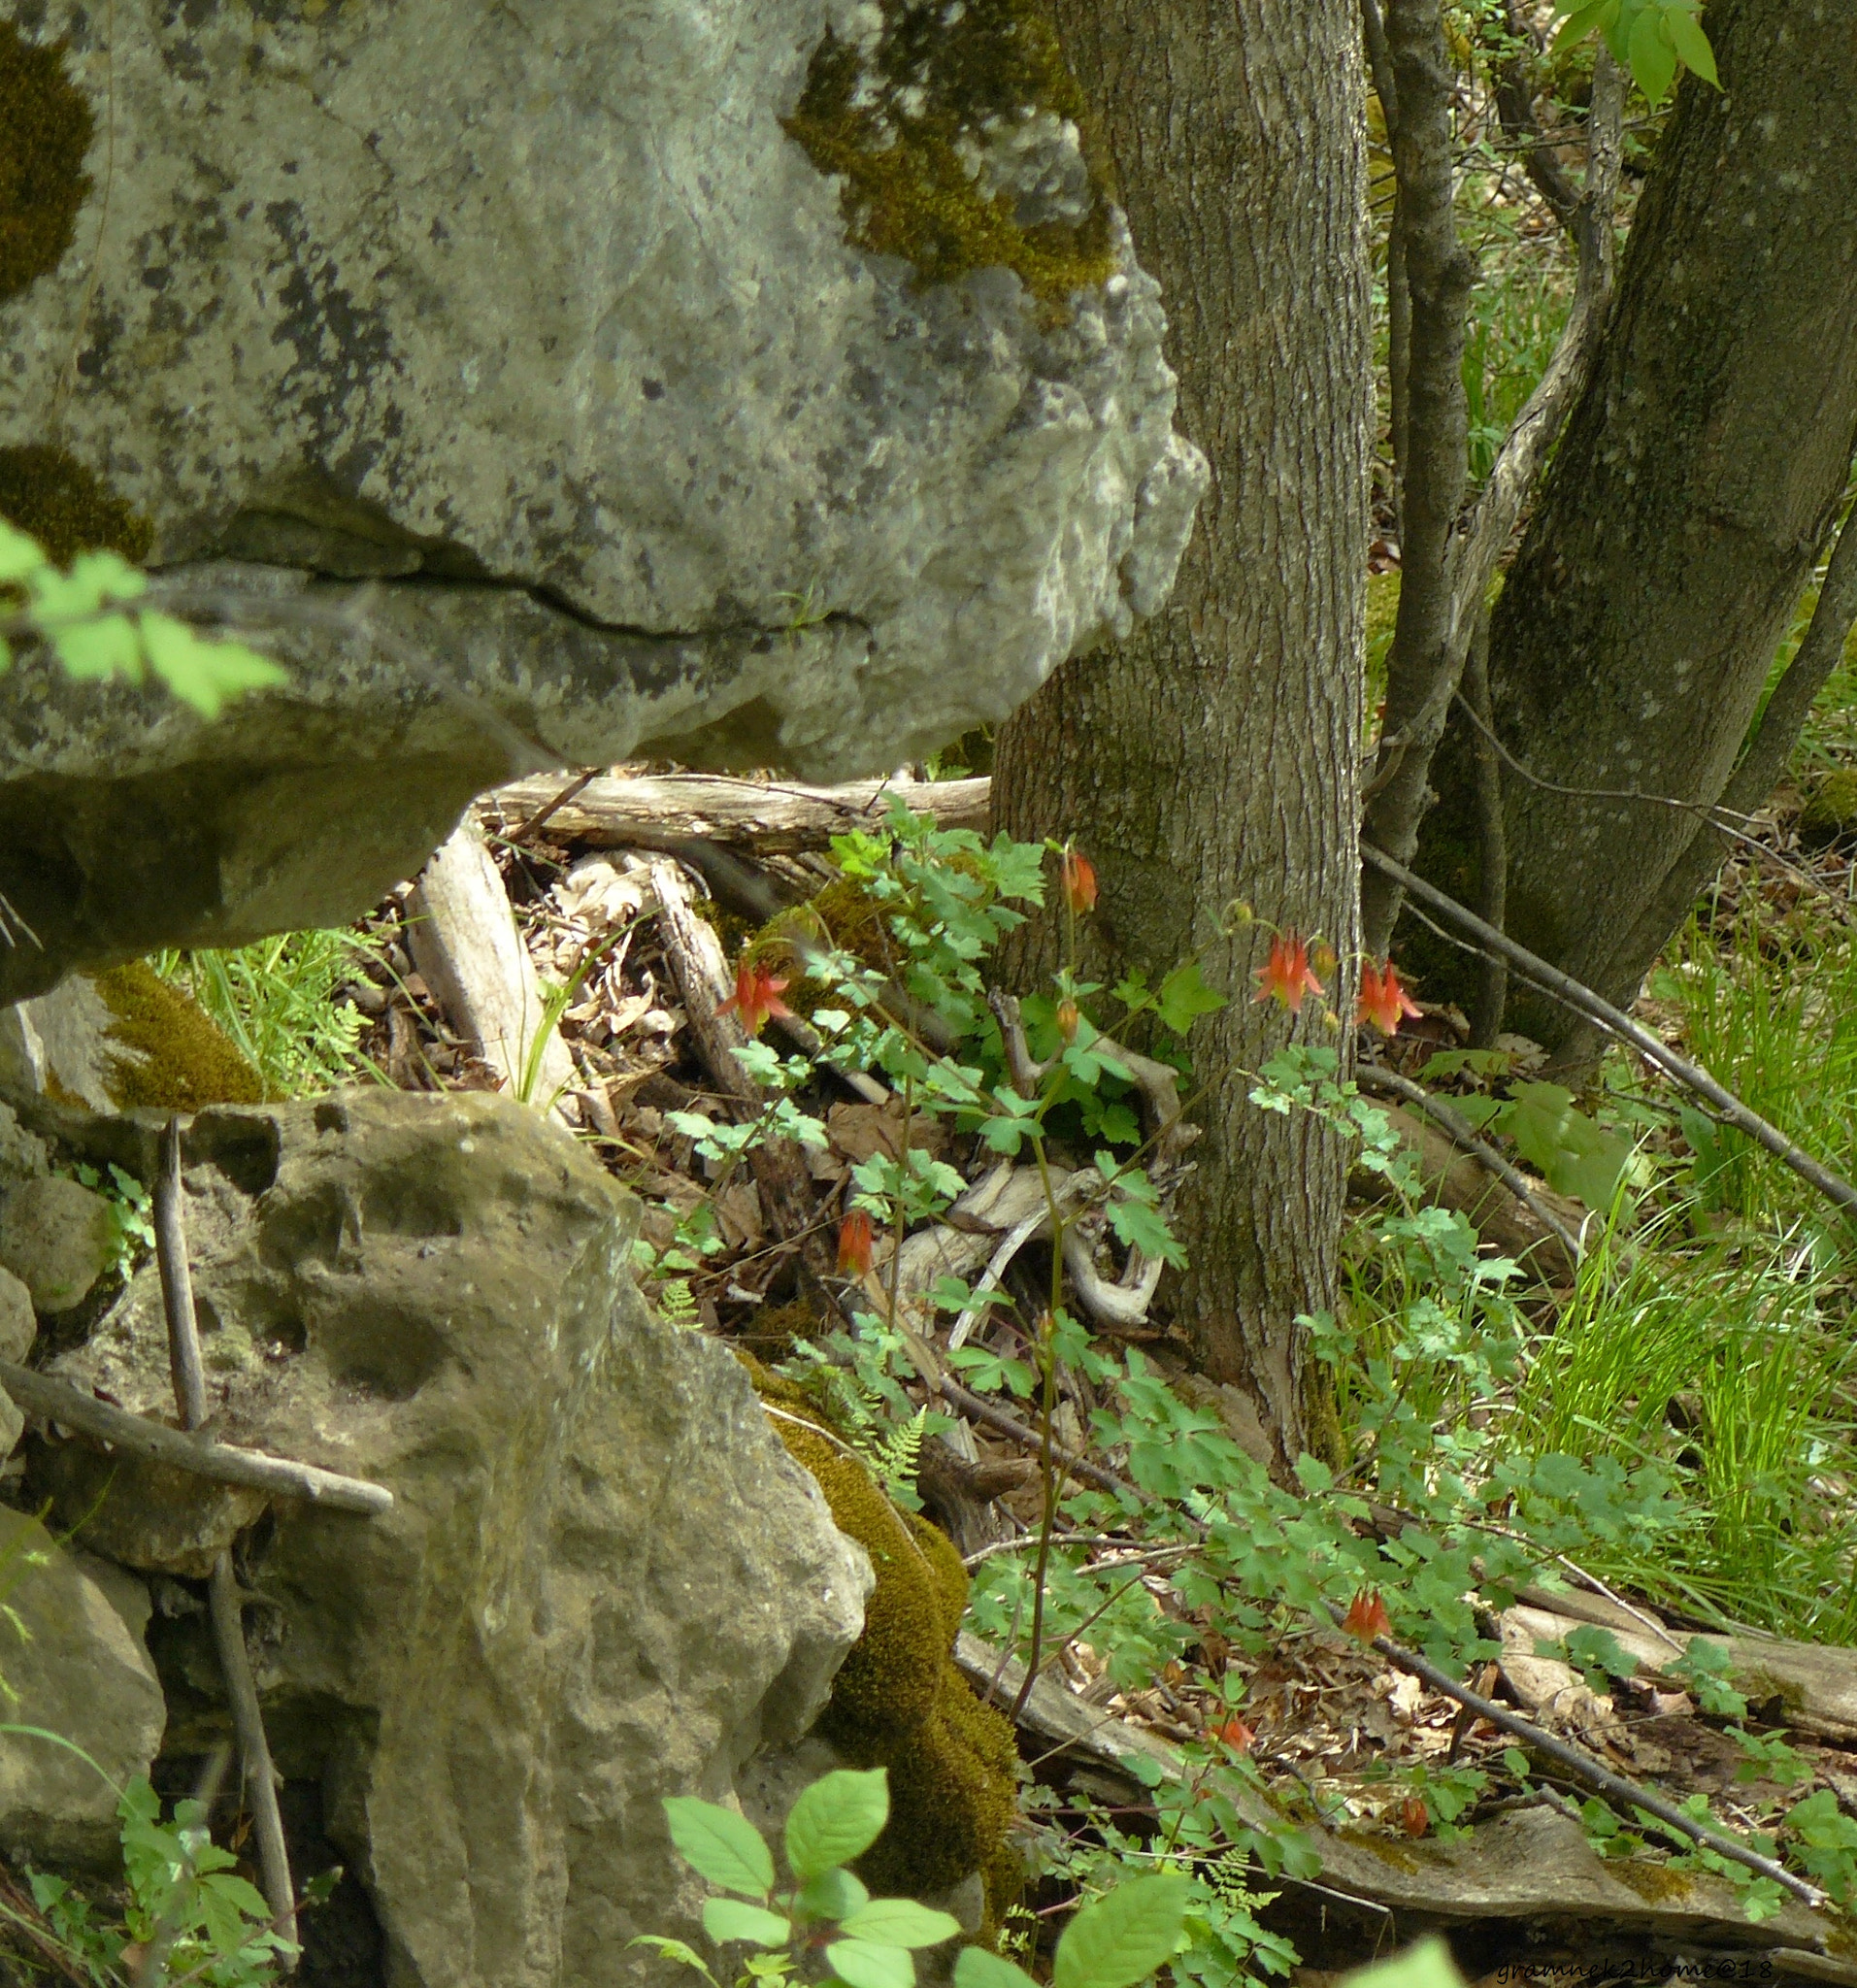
[1054,997,1080,1043]
[1059,848,1098,915]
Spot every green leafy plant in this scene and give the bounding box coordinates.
[157,930,384,1099]
[1550,0,1718,104]
[634,1767,966,1987]
[69,1161,155,1278]
[0,520,285,717]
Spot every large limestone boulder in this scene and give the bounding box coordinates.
[0,0,1206,1002]
[33,1092,872,1988]
[0,1514,164,1870]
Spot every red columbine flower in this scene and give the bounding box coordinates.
[1342,1589,1392,1642]
[717,960,793,1038]
[837,1208,874,1278]
[1054,996,1080,1044]
[1400,1797,1430,1838]
[1213,1716,1256,1756]
[1253,932,1325,1014]
[1356,960,1423,1037]
[1060,848,1098,915]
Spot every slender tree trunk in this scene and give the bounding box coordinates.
[1414,0,1857,1049]
[991,0,1370,1472]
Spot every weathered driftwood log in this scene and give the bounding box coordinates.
[647,858,827,1269]
[0,1359,394,1515]
[481,774,990,852]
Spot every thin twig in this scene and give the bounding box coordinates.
[1348,1610,1826,1907]
[1361,843,1857,1220]
[1353,1063,1583,1267]
[508,768,599,844]
[0,1362,393,1512]
[151,1143,297,1962]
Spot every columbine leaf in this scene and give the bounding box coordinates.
[50,612,145,684]
[0,519,45,583]
[662,1797,775,1898]
[136,613,287,717]
[785,1768,890,1881]
[955,1950,1041,1988]
[825,1938,915,1988]
[1052,1873,1192,1988]
[1155,959,1226,1034]
[703,1898,792,1948]
[839,1900,962,1949]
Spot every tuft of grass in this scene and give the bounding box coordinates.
[1511,1218,1857,1643]
[154,931,383,1101]
[1650,915,1857,1228]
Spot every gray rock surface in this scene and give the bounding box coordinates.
[0,1267,34,1457]
[0,0,1205,1002]
[0,1104,47,1192]
[0,1512,165,1869]
[38,1091,871,1988]
[0,1175,116,1313]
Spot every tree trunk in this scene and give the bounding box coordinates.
[991,0,1370,1472]
[1413,0,1857,1051]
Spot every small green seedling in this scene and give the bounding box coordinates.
[635,1766,1192,1988]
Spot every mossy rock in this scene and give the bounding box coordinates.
[92,963,263,1110]
[744,1359,1022,1925]
[0,445,154,569]
[1800,768,1857,846]
[781,0,1114,304]
[0,23,93,306]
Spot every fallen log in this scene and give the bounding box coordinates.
[481,773,989,853]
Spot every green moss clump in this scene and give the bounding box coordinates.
[93,963,264,1111]
[782,0,1114,301]
[0,445,154,569]
[746,1360,1022,1926]
[0,22,93,304]
[1801,768,1857,846]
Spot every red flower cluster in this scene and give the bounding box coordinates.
[1356,959,1422,1037]
[1342,1589,1392,1643]
[1253,932,1325,1013]
[717,961,793,1038]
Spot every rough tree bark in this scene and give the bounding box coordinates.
[1414,0,1857,1050]
[990,0,1370,1472]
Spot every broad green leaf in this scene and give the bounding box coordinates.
[629,1935,720,1983]
[1155,959,1226,1035]
[826,1938,916,1988]
[1552,0,1616,55]
[703,1898,793,1948]
[1501,1082,1632,1209]
[955,1949,1041,1988]
[1339,1937,1466,1988]
[785,1768,890,1880]
[798,1866,871,1922]
[1664,5,1718,83]
[196,1872,275,1957]
[839,1899,962,1949]
[0,522,45,584]
[662,1797,775,1898]
[1628,5,1677,101]
[136,613,287,717]
[1052,1873,1192,1988]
